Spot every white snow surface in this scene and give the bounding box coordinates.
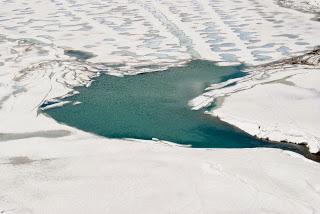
[190,51,320,153]
[1,137,320,214]
[1,0,320,213]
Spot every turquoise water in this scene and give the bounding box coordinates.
[45,60,308,153]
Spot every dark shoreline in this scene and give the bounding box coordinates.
[209,48,320,162]
[212,113,320,163]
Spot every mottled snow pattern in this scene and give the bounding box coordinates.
[1,0,320,70]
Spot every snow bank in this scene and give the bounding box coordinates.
[191,50,320,153]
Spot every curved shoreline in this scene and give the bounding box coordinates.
[192,49,320,154]
[42,58,320,162]
[208,109,320,162]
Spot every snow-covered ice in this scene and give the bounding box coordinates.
[1,0,320,68]
[1,0,320,213]
[1,136,320,214]
[190,49,320,153]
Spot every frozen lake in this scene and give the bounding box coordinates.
[45,61,309,155]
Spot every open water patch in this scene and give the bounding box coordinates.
[44,60,311,156]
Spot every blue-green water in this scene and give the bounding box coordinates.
[45,60,310,155]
